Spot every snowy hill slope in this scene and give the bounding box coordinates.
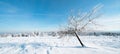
[0,36,120,54]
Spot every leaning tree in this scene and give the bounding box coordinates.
[60,4,102,47]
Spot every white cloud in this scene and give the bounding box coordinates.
[94,14,120,31]
[0,1,18,14]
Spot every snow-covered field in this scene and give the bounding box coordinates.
[0,36,120,54]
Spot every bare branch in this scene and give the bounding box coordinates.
[59,4,103,47]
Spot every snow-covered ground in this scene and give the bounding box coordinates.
[0,36,120,54]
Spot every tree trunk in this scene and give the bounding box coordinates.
[74,31,85,47]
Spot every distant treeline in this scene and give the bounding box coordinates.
[88,32,120,36]
[56,30,120,36]
[0,31,120,37]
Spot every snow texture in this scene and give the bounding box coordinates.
[0,36,120,54]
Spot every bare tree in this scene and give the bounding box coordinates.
[61,4,102,47]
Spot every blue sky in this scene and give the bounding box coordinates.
[0,0,120,32]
